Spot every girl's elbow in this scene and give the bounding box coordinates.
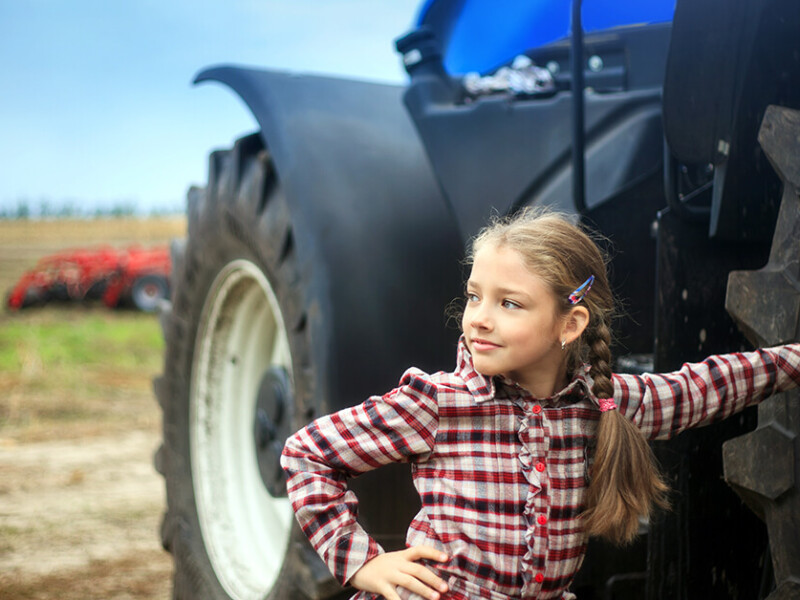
[280,432,305,468]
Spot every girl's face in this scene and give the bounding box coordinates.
[463,243,566,395]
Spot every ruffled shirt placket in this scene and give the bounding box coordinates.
[513,396,550,597]
[501,375,589,599]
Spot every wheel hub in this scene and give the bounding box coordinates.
[254,366,293,496]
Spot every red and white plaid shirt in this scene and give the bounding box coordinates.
[281,340,800,600]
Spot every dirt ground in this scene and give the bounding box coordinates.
[0,431,172,599]
[0,217,185,600]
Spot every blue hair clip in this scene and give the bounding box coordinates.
[568,275,595,305]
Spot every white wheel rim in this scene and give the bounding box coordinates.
[190,259,294,600]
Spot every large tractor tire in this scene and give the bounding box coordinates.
[724,105,800,600]
[155,133,344,600]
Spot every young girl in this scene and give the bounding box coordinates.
[281,209,800,600]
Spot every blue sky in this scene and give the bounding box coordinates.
[0,1,420,215]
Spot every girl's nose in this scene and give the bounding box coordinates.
[470,306,492,330]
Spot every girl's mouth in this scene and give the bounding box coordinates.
[471,338,501,351]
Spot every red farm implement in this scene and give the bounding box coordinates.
[5,245,171,312]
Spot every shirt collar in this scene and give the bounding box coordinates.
[455,336,497,403]
[455,336,595,405]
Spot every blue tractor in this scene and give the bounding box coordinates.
[155,0,800,598]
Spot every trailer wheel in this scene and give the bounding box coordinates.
[157,133,343,600]
[131,274,169,312]
[21,288,47,308]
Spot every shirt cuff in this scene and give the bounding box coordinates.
[326,527,385,586]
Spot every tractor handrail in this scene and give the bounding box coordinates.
[570,0,586,215]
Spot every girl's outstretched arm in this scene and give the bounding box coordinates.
[280,368,440,588]
[613,343,800,440]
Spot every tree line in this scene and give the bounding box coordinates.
[0,199,183,219]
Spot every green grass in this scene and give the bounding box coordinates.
[0,310,163,371]
[0,306,165,441]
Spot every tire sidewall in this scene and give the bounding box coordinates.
[160,141,339,600]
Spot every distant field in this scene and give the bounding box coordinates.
[0,215,186,442]
[0,308,166,442]
[0,216,185,599]
[0,216,186,299]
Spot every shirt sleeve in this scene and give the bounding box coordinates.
[280,367,439,585]
[612,343,800,440]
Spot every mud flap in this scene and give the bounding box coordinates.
[724,105,800,598]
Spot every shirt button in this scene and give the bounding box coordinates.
[537,515,548,525]
[535,573,545,583]
[532,404,542,414]
[535,462,546,472]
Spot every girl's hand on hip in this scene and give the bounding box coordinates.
[349,546,450,600]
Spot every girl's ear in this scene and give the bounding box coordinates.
[562,306,590,344]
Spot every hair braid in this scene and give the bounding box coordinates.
[581,320,669,544]
[586,320,614,400]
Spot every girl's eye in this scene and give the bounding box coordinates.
[466,292,479,303]
[502,299,521,310]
